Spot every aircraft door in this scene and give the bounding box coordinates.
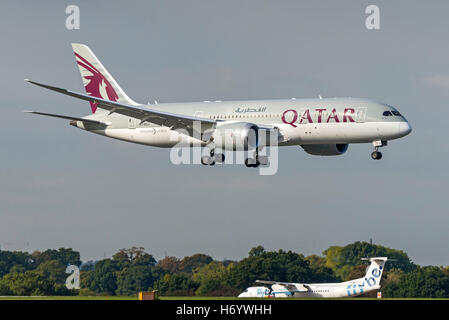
[128,117,137,129]
[195,111,204,118]
[356,107,367,123]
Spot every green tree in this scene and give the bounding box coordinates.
[192,261,236,296]
[322,246,343,272]
[79,270,93,293]
[383,266,449,298]
[32,248,81,267]
[346,264,367,280]
[379,268,403,297]
[306,255,340,282]
[0,281,11,295]
[248,246,265,257]
[115,265,157,296]
[85,259,120,295]
[35,260,67,283]
[306,255,326,269]
[193,262,226,284]
[112,247,156,267]
[154,273,199,296]
[9,264,27,274]
[80,260,96,271]
[157,256,182,274]
[180,254,213,273]
[0,271,54,296]
[323,241,415,280]
[225,248,313,290]
[0,251,35,277]
[35,259,74,295]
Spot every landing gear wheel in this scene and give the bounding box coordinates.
[371,140,387,160]
[201,156,210,165]
[371,151,382,160]
[213,153,225,163]
[201,156,215,165]
[245,158,260,168]
[257,156,269,166]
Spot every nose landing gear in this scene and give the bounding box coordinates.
[371,150,382,160]
[371,140,387,160]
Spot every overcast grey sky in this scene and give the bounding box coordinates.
[1,1,449,265]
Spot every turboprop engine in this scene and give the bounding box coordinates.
[301,144,349,156]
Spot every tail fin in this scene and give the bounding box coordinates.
[363,257,388,287]
[71,43,138,113]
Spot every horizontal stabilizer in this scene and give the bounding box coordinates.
[25,79,217,138]
[23,110,107,125]
[361,257,389,261]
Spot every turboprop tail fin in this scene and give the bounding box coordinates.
[363,257,388,287]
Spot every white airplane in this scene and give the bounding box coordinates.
[238,257,388,298]
[25,44,411,167]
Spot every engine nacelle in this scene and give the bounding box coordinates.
[211,122,259,150]
[301,144,349,156]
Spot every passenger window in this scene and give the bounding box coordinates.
[392,111,402,116]
[382,111,393,116]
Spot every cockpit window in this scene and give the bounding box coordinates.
[383,111,393,116]
[392,111,402,116]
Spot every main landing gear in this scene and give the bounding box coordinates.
[371,140,387,160]
[200,147,269,168]
[244,149,269,168]
[201,148,225,166]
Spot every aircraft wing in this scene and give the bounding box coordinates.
[255,280,310,292]
[25,79,217,139]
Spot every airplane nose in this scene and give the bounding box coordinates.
[398,122,412,137]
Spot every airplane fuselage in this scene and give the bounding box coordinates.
[75,97,412,148]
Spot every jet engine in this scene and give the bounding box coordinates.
[301,144,349,156]
[211,122,259,150]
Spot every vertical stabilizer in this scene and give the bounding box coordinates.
[71,43,138,113]
[363,257,388,288]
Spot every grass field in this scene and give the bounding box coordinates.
[0,296,448,300]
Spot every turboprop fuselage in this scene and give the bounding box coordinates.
[238,257,388,298]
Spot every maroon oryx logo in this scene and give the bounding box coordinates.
[74,52,119,113]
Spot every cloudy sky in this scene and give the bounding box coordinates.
[1,1,449,265]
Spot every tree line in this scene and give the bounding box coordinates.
[0,242,448,298]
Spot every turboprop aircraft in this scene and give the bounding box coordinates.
[238,257,388,298]
[25,44,411,167]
